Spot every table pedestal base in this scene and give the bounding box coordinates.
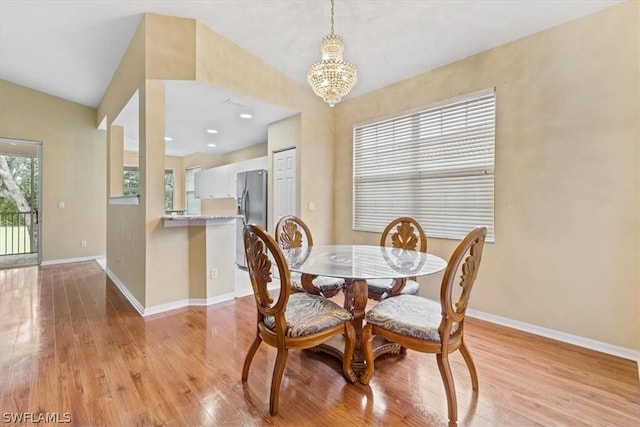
[308,334,405,375]
[302,275,407,380]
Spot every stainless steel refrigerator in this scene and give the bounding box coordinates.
[236,169,268,268]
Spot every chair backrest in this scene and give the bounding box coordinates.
[243,224,291,331]
[380,217,427,252]
[275,215,313,249]
[438,226,487,340]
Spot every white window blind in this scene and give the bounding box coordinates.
[353,89,495,242]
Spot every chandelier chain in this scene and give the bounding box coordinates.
[330,0,334,35]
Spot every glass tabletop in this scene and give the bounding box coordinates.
[283,244,447,280]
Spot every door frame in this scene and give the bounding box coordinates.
[0,137,43,266]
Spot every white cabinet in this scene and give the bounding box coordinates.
[196,156,268,200]
[196,165,234,199]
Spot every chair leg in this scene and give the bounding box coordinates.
[436,353,458,425]
[360,324,375,385]
[269,346,288,416]
[242,334,262,382]
[459,340,479,391]
[342,322,357,383]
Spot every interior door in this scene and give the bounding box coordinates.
[273,148,297,230]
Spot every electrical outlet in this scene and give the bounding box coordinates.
[210,268,218,279]
[81,240,87,248]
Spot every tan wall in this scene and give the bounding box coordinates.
[99,13,333,308]
[123,150,138,166]
[334,2,640,350]
[102,20,147,304]
[0,80,106,262]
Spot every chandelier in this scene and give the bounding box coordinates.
[307,0,357,107]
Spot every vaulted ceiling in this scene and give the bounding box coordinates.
[0,1,622,155]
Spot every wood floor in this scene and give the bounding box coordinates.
[1,262,638,426]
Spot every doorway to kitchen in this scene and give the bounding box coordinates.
[0,138,42,269]
[272,147,297,230]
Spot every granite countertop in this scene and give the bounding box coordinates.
[163,215,241,220]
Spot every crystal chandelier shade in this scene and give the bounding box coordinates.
[307,0,357,107]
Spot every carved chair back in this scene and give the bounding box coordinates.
[380,217,427,281]
[243,224,291,334]
[380,217,427,252]
[275,215,313,250]
[438,226,487,343]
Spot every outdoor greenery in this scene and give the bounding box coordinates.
[0,154,37,254]
[123,166,175,210]
[0,155,37,223]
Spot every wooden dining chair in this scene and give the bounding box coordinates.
[275,215,345,297]
[361,226,487,426]
[367,216,427,300]
[242,224,357,415]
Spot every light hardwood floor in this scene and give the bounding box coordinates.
[1,261,638,426]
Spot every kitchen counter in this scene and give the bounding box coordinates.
[163,215,240,227]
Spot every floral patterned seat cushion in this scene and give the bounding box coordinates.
[264,293,353,338]
[366,278,420,296]
[365,294,459,341]
[290,271,345,292]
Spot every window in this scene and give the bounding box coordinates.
[353,88,495,242]
[164,169,175,210]
[123,166,139,196]
[122,166,175,210]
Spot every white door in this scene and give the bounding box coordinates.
[273,148,297,230]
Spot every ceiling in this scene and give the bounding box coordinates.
[0,0,623,156]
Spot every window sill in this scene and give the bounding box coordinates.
[109,195,139,205]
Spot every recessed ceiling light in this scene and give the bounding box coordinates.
[207,143,216,148]
[206,129,218,134]
[164,137,173,141]
[239,113,252,119]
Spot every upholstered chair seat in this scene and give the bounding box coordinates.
[264,293,353,338]
[365,294,459,341]
[366,278,420,298]
[290,271,345,294]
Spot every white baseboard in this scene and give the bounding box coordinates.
[467,307,640,373]
[41,255,106,266]
[104,267,145,316]
[104,266,238,317]
[142,293,237,316]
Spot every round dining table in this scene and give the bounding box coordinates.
[283,244,447,376]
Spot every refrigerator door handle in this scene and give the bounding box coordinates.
[241,187,248,225]
[244,191,250,225]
